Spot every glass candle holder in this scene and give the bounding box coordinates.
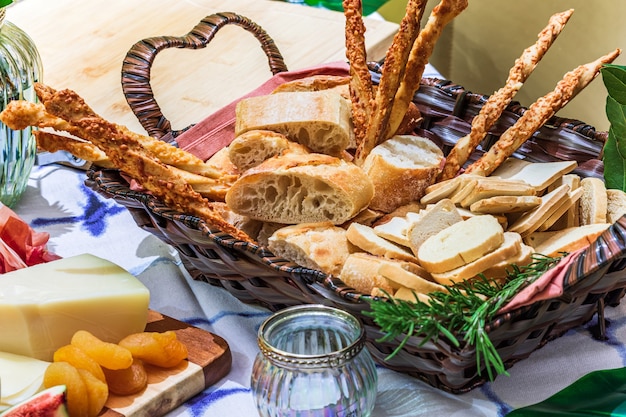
[251,304,378,417]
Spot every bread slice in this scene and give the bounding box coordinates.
[421,176,461,205]
[339,253,399,295]
[490,158,577,192]
[537,186,583,232]
[362,135,444,213]
[459,178,536,208]
[225,152,374,225]
[267,222,353,277]
[470,195,542,214]
[228,130,306,172]
[346,223,418,262]
[373,216,412,247]
[271,74,350,96]
[547,174,581,229]
[430,232,523,284]
[507,184,571,236]
[378,261,443,293]
[417,214,504,274]
[579,177,608,225]
[235,90,353,156]
[533,223,611,257]
[406,199,463,255]
[607,188,626,223]
[481,243,534,281]
[392,287,434,303]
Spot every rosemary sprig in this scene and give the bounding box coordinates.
[365,253,563,380]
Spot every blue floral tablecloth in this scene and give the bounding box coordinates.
[13,163,626,417]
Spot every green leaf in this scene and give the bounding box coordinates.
[603,127,626,190]
[601,64,626,192]
[601,64,626,105]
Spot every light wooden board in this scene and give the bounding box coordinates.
[7,0,397,135]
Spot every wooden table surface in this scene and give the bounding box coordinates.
[7,0,398,134]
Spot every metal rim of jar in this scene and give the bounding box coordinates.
[257,304,366,369]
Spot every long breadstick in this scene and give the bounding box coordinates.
[354,0,427,164]
[384,0,468,140]
[439,9,574,181]
[465,48,622,176]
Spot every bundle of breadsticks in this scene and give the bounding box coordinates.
[0,1,622,300]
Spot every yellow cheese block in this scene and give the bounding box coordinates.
[0,351,49,412]
[0,254,150,361]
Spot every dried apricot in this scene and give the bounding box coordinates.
[102,358,148,396]
[78,368,109,417]
[71,330,133,370]
[53,344,106,382]
[119,331,188,368]
[44,361,89,417]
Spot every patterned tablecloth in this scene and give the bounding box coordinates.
[11,154,626,417]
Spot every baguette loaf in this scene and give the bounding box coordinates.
[234,90,353,156]
[417,214,504,274]
[226,152,373,225]
[267,222,353,277]
[362,135,444,213]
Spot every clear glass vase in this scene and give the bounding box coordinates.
[251,304,378,417]
[0,2,43,207]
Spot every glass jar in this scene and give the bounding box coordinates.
[251,304,378,417]
[0,0,43,207]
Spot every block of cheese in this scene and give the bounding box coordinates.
[0,254,150,361]
[0,351,50,412]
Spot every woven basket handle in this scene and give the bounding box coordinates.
[121,12,288,139]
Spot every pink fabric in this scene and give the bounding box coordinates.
[175,61,351,161]
[499,249,583,314]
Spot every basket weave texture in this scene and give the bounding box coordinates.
[87,12,626,393]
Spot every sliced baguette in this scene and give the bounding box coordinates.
[459,178,535,208]
[607,188,626,223]
[228,130,306,172]
[533,223,611,257]
[537,186,583,231]
[346,222,418,262]
[362,135,444,213]
[490,158,577,192]
[373,216,412,247]
[470,195,542,214]
[267,222,354,277]
[378,261,443,293]
[225,152,374,225]
[579,177,608,225]
[417,214,504,274]
[507,184,571,236]
[430,232,523,284]
[235,90,353,156]
[481,243,535,281]
[339,252,397,295]
[406,199,463,255]
[420,176,461,205]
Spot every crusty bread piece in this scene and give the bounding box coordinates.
[228,130,307,172]
[271,74,350,97]
[507,184,571,236]
[430,232,523,284]
[490,158,577,192]
[225,152,374,225]
[607,188,626,224]
[339,252,398,295]
[417,214,504,274]
[267,222,353,277]
[579,177,608,225]
[470,195,542,214]
[362,135,444,213]
[406,199,463,255]
[533,223,610,257]
[481,243,534,281]
[346,222,418,262]
[235,90,353,156]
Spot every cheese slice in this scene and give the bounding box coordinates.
[0,254,150,361]
[0,351,50,412]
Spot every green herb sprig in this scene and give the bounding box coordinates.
[365,253,562,381]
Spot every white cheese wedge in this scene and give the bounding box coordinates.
[0,253,150,361]
[0,351,50,412]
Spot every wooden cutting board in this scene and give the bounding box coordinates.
[101,310,231,417]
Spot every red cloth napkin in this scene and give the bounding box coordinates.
[175,61,350,161]
[498,249,583,314]
[0,204,61,273]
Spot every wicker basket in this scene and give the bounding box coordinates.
[86,12,626,393]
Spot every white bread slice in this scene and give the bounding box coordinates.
[430,232,523,284]
[607,188,626,223]
[579,177,608,225]
[459,178,535,208]
[225,152,373,225]
[339,253,397,295]
[362,135,444,213]
[507,184,571,237]
[490,158,577,192]
[228,130,305,172]
[470,195,542,214]
[481,243,534,281]
[346,223,418,262]
[378,261,443,293]
[406,199,463,255]
[450,178,479,205]
[267,222,354,277]
[234,90,353,156]
[533,223,611,257]
[421,176,461,205]
[548,174,582,229]
[417,214,504,274]
[537,186,584,232]
[373,216,412,247]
